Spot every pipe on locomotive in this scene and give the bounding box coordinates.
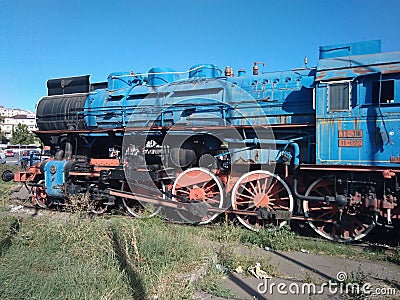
[225,137,340,206]
[64,125,75,160]
[292,173,336,205]
[224,138,300,168]
[231,137,337,205]
[110,64,209,79]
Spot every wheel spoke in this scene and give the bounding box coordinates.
[265,178,277,195]
[204,182,217,192]
[178,189,190,194]
[232,171,293,231]
[257,178,262,194]
[122,181,162,218]
[314,189,325,197]
[236,200,254,204]
[314,210,334,219]
[270,196,290,201]
[206,191,220,196]
[172,167,224,225]
[241,184,257,197]
[249,181,257,194]
[273,204,291,210]
[261,177,269,194]
[237,193,254,200]
[321,185,332,195]
[244,204,256,211]
[269,185,285,198]
[303,178,374,242]
[204,197,220,204]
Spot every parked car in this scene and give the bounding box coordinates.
[5,150,14,157]
[17,154,42,169]
[22,149,40,156]
[22,150,40,156]
[0,152,5,164]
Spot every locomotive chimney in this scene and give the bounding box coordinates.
[225,66,235,77]
[253,63,258,75]
[238,69,246,77]
[225,66,231,77]
[253,62,265,75]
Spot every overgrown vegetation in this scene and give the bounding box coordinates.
[0,164,18,208]
[207,217,400,264]
[0,205,398,299]
[0,215,214,299]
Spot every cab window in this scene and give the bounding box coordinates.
[372,80,394,104]
[328,82,351,112]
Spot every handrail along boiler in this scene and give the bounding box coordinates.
[3,40,400,242]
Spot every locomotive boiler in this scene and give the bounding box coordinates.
[3,40,400,242]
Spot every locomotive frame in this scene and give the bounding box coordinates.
[3,40,400,242]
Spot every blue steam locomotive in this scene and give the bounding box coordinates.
[4,40,400,242]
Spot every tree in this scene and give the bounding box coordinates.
[0,116,7,143]
[11,124,35,145]
[0,129,6,143]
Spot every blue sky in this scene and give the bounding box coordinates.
[1,0,399,111]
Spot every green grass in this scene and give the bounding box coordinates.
[0,164,18,208]
[0,207,398,299]
[0,215,214,300]
[0,215,21,257]
[207,219,400,265]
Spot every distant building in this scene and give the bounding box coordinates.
[0,106,36,140]
[0,105,33,118]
